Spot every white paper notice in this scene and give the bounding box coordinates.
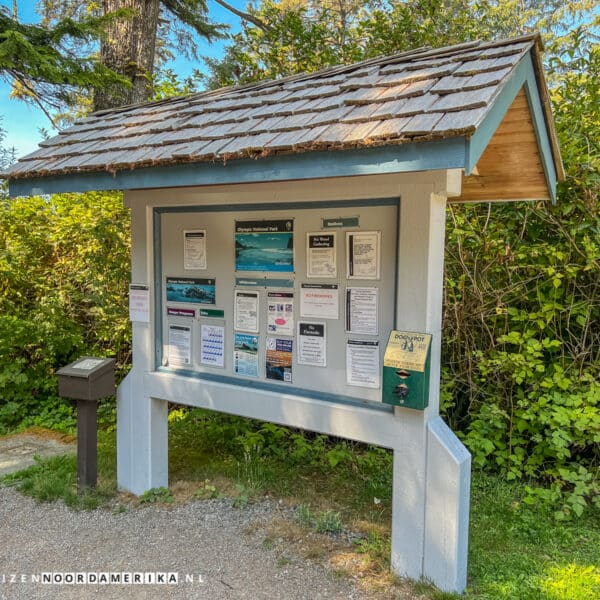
[346,287,378,335]
[234,290,259,332]
[300,284,339,319]
[346,231,381,279]
[267,291,294,335]
[184,230,207,270]
[129,284,150,322]
[200,324,225,368]
[346,339,380,389]
[306,232,336,278]
[297,322,326,367]
[168,324,192,366]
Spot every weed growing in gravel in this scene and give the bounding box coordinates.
[295,504,344,534]
[139,486,174,504]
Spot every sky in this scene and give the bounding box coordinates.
[0,0,246,158]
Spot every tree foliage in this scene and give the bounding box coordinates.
[0,6,129,121]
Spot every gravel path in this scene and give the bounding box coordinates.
[0,486,370,600]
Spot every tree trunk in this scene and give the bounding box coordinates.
[94,0,160,111]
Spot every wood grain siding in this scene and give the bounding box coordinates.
[455,89,548,202]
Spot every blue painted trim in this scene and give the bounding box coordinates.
[156,197,399,214]
[466,52,557,201]
[9,137,466,197]
[153,209,163,370]
[156,365,394,414]
[522,78,558,203]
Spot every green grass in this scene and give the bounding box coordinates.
[1,410,598,599]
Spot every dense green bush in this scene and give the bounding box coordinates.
[443,40,600,517]
[0,191,130,433]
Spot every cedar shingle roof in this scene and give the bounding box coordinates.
[5,35,543,180]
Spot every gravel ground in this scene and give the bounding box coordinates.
[0,486,370,600]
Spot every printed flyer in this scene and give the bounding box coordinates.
[233,332,259,377]
[200,324,225,368]
[300,283,339,319]
[306,232,336,278]
[265,337,293,382]
[267,291,294,335]
[345,287,379,335]
[183,230,207,270]
[346,231,381,279]
[168,324,192,366]
[234,290,259,333]
[297,322,326,367]
[346,339,380,389]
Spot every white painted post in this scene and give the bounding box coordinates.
[391,176,470,594]
[116,202,168,495]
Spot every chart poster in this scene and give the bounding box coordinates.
[300,283,339,319]
[306,232,336,278]
[200,324,225,368]
[297,322,326,367]
[233,332,259,377]
[267,291,294,335]
[166,277,215,304]
[235,219,294,272]
[168,324,192,366]
[183,230,207,270]
[346,339,380,389]
[234,290,259,333]
[129,284,150,322]
[346,287,379,335]
[346,231,381,279]
[265,337,293,382]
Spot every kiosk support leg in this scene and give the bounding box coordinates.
[116,372,168,495]
[77,399,97,491]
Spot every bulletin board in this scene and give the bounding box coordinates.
[155,198,398,405]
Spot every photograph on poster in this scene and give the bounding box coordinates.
[346,231,381,279]
[200,323,225,368]
[166,277,215,304]
[297,322,326,367]
[233,332,259,377]
[235,219,294,272]
[345,287,379,335]
[234,290,259,332]
[300,283,339,319]
[267,291,294,335]
[306,232,336,278]
[183,230,207,270]
[346,339,380,389]
[168,324,192,366]
[265,337,293,382]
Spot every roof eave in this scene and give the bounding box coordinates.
[7,136,468,197]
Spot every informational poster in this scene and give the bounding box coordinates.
[346,287,378,335]
[300,283,339,319]
[267,291,294,335]
[183,230,207,270]
[297,322,326,367]
[235,219,294,272]
[346,339,380,389]
[233,332,259,377]
[129,284,150,322]
[234,290,259,333]
[265,337,293,382]
[168,324,192,366]
[306,232,336,278]
[200,324,225,368]
[166,277,215,304]
[346,231,381,279]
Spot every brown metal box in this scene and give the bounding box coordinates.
[56,357,115,401]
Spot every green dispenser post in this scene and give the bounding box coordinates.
[382,331,432,410]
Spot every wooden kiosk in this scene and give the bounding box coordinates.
[5,34,563,594]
